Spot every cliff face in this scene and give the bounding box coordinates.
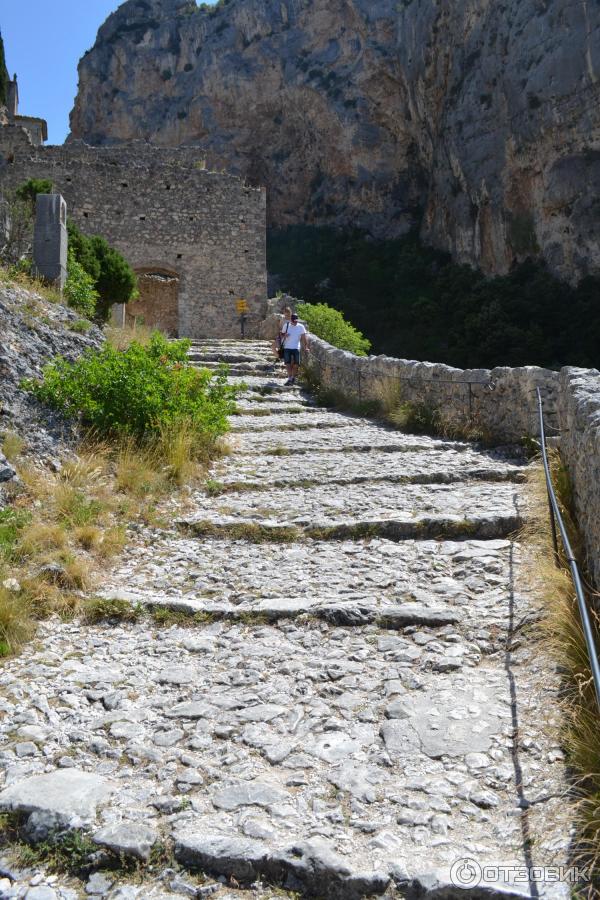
[70,0,600,281]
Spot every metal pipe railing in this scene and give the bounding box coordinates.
[536,387,600,711]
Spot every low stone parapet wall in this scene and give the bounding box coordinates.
[305,336,560,443]
[558,368,600,588]
[304,338,600,585]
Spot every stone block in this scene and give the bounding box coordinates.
[32,193,67,290]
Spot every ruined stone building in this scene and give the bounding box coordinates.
[0,81,267,338]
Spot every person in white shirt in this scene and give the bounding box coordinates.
[282,313,309,385]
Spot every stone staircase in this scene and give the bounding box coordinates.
[0,341,570,900]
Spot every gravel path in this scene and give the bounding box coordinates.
[0,341,571,899]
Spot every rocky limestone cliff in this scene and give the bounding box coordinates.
[0,281,103,496]
[70,0,600,282]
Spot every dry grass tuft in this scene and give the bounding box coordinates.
[105,323,156,351]
[524,449,600,878]
[96,526,127,560]
[58,445,110,489]
[73,525,102,551]
[115,440,165,497]
[18,523,67,558]
[157,420,198,485]
[1,432,25,463]
[0,587,35,656]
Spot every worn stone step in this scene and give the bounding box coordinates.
[102,536,521,636]
[232,422,498,454]
[178,514,520,543]
[188,340,272,354]
[190,360,279,376]
[180,479,523,536]
[229,411,373,432]
[234,401,320,414]
[188,352,270,364]
[0,614,567,899]
[212,446,527,489]
[106,591,463,630]
[235,392,316,409]
[224,375,303,393]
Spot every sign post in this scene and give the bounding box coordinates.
[236,299,249,338]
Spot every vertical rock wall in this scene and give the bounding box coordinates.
[69,0,600,281]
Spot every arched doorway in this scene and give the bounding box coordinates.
[125,267,180,336]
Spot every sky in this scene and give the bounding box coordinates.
[1,1,215,145]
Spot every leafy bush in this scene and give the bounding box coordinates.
[27,332,237,444]
[64,249,99,318]
[296,302,371,356]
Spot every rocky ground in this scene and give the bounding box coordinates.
[0,281,104,502]
[0,341,572,899]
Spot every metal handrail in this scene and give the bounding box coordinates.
[536,387,600,711]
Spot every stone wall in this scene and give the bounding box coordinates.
[558,368,600,588]
[126,271,179,336]
[0,126,267,338]
[305,336,600,588]
[305,336,560,444]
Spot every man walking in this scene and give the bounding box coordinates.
[282,312,309,385]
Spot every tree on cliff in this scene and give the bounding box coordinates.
[0,32,9,107]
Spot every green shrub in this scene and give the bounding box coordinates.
[64,249,99,318]
[67,223,137,321]
[68,319,93,334]
[26,332,237,443]
[296,301,371,356]
[15,178,53,212]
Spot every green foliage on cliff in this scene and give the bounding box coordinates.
[0,33,8,107]
[268,226,600,369]
[297,302,371,356]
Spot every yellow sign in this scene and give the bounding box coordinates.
[236,299,249,314]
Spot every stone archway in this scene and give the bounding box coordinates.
[125,266,180,336]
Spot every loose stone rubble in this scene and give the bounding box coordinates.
[0,341,572,898]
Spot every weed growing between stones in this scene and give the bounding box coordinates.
[204,478,226,496]
[301,367,495,444]
[523,451,600,887]
[0,811,186,886]
[1,431,25,463]
[149,606,214,627]
[232,406,272,417]
[180,520,302,543]
[79,597,144,625]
